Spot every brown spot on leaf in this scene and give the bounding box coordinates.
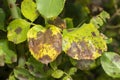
[113,55,120,62]
[39,55,52,64]
[28,27,62,64]
[92,32,96,36]
[48,17,66,29]
[15,27,22,34]
[67,42,80,58]
[77,59,94,70]
[9,4,13,8]
[67,40,94,60]
[11,56,17,62]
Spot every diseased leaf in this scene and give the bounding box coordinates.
[62,23,107,60]
[27,25,62,64]
[0,8,5,31]
[51,69,64,79]
[26,56,45,78]
[76,59,97,70]
[101,52,120,78]
[7,19,30,44]
[36,0,66,18]
[21,0,39,21]
[48,17,66,29]
[90,11,110,28]
[14,67,35,80]
[0,40,17,66]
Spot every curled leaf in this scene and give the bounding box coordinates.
[27,25,62,64]
[63,23,107,60]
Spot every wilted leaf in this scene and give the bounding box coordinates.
[0,40,17,66]
[14,67,35,80]
[26,56,45,78]
[36,0,66,18]
[27,25,62,64]
[63,23,107,60]
[21,0,39,21]
[76,59,97,70]
[51,69,64,79]
[0,8,5,31]
[101,52,120,78]
[90,11,110,28]
[7,19,30,44]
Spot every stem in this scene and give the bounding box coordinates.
[7,0,19,19]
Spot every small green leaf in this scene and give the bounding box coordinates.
[62,76,72,80]
[36,0,66,18]
[101,52,120,78]
[7,19,30,44]
[14,67,35,80]
[64,18,73,29]
[0,40,17,66]
[0,8,5,31]
[63,23,107,60]
[51,69,64,79]
[21,0,39,21]
[68,67,77,75]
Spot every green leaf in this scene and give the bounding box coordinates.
[68,67,77,75]
[7,19,30,44]
[21,0,39,21]
[62,23,107,60]
[14,67,35,80]
[0,40,17,66]
[36,0,66,18]
[62,76,72,80]
[27,25,62,64]
[0,8,5,31]
[101,52,120,78]
[51,69,64,79]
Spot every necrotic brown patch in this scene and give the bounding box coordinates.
[67,41,93,60]
[39,55,52,64]
[15,27,22,34]
[91,32,96,36]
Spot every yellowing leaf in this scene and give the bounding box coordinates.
[62,23,107,60]
[21,0,39,21]
[7,19,30,44]
[27,25,62,64]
